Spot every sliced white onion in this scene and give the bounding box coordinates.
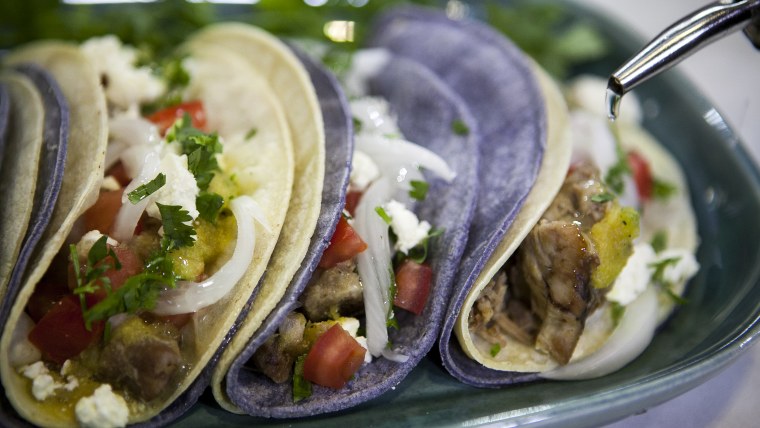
[105,116,161,173]
[541,285,659,380]
[353,178,397,358]
[111,149,160,241]
[151,196,267,316]
[355,134,456,184]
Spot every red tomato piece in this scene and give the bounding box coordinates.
[303,324,366,389]
[393,260,433,315]
[26,280,70,323]
[344,191,362,216]
[28,295,104,364]
[318,216,368,269]
[627,151,653,200]
[82,189,124,236]
[147,100,207,135]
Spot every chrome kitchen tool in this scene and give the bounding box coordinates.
[607,0,760,119]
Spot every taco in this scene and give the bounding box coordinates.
[205,45,481,417]
[0,26,315,425]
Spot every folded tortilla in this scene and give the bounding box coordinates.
[0,31,304,425]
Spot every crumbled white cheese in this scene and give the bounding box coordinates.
[20,362,62,400]
[80,36,165,111]
[607,243,656,305]
[383,200,431,254]
[77,230,119,260]
[354,336,372,364]
[64,376,80,392]
[145,151,200,221]
[60,360,72,376]
[350,150,380,191]
[101,176,121,192]
[75,384,129,428]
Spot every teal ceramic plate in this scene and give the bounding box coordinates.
[174,2,760,427]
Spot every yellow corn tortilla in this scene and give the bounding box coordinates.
[0,72,45,303]
[0,39,297,426]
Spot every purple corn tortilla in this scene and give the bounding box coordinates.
[0,83,10,171]
[129,43,354,427]
[368,8,547,386]
[2,64,68,316]
[223,54,479,418]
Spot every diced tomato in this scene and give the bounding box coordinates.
[82,189,124,236]
[82,245,143,308]
[105,162,130,187]
[28,295,104,364]
[26,280,70,323]
[627,151,653,200]
[303,324,366,389]
[344,191,362,216]
[393,260,433,315]
[147,100,207,135]
[318,216,368,269]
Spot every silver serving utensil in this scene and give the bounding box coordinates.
[607,0,760,120]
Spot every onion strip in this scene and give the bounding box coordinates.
[151,196,268,316]
[355,134,456,184]
[111,149,160,241]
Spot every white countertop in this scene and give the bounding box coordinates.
[574,0,760,426]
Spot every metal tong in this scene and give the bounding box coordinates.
[607,0,760,119]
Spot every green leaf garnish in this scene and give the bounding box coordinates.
[157,203,196,251]
[490,343,501,357]
[649,256,688,305]
[401,227,444,265]
[245,127,258,140]
[292,355,312,403]
[451,119,470,136]
[70,236,121,330]
[610,301,626,327]
[352,116,363,134]
[386,265,398,329]
[653,178,677,200]
[651,231,668,253]
[197,192,224,223]
[375,206,392,225]
[409,180,429,201]
[127,173,166,204]
[591,192,615,203]
[605,141,630,195]
[166,113,223,191]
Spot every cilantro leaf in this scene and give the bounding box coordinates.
[127,173,166,204]
[386,265,398,329]
[292,355,312,403]
[82,272,171,325]
[166,113,223,191]
[653,178,677,200]
[490,343,501,357]
[70,236,122,329]
[649,256,688,305]
[197,192,224,223]
[591,192,615,203]
[245,127,258,140]
[157,203,196,251]
[651,231,668,253]
[401,227,443,265]
[352,116,363,134]
[408,180,429,201]
[451,119,470,136]
[375,206,392,225]
[610,301,626,327]
[605,141,631,195]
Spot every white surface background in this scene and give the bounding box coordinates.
[574,0,760,427]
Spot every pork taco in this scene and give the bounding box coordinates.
[0,26,317,425]
[444,73,700,385]
[208,45,480,417]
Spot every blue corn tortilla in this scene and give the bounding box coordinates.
[0,83,10,171]
[2,64,68,313]
[129,43,354,427]
[367,7,547,387]
[223,54,479,418]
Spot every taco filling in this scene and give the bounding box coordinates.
[5,35,284,426]
[249,50,455,399]
[465,75,699,373]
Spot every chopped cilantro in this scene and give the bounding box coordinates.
[166,113,222,191]
[664,287,688,305]
[245,127,258,140]
[127,173,166,204]
[70,236,121,329]
[649,256,688,305]
[490,343,501,357]
[409,180,429,201]
[591,192,615,203]
[451,119,470,136]
[292,355,312,403]
[375,206,392,225]
[352,116,363,134]
[387,266,398,329]
[402,227,443,265]
[142,56,191,114]
[653,178,677,200]
[157,203,196,251]
[605,141,630,195]
[610,301,626,327]
[651,231,668,253]
[197,192,224,223]
[83,271,173,325]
